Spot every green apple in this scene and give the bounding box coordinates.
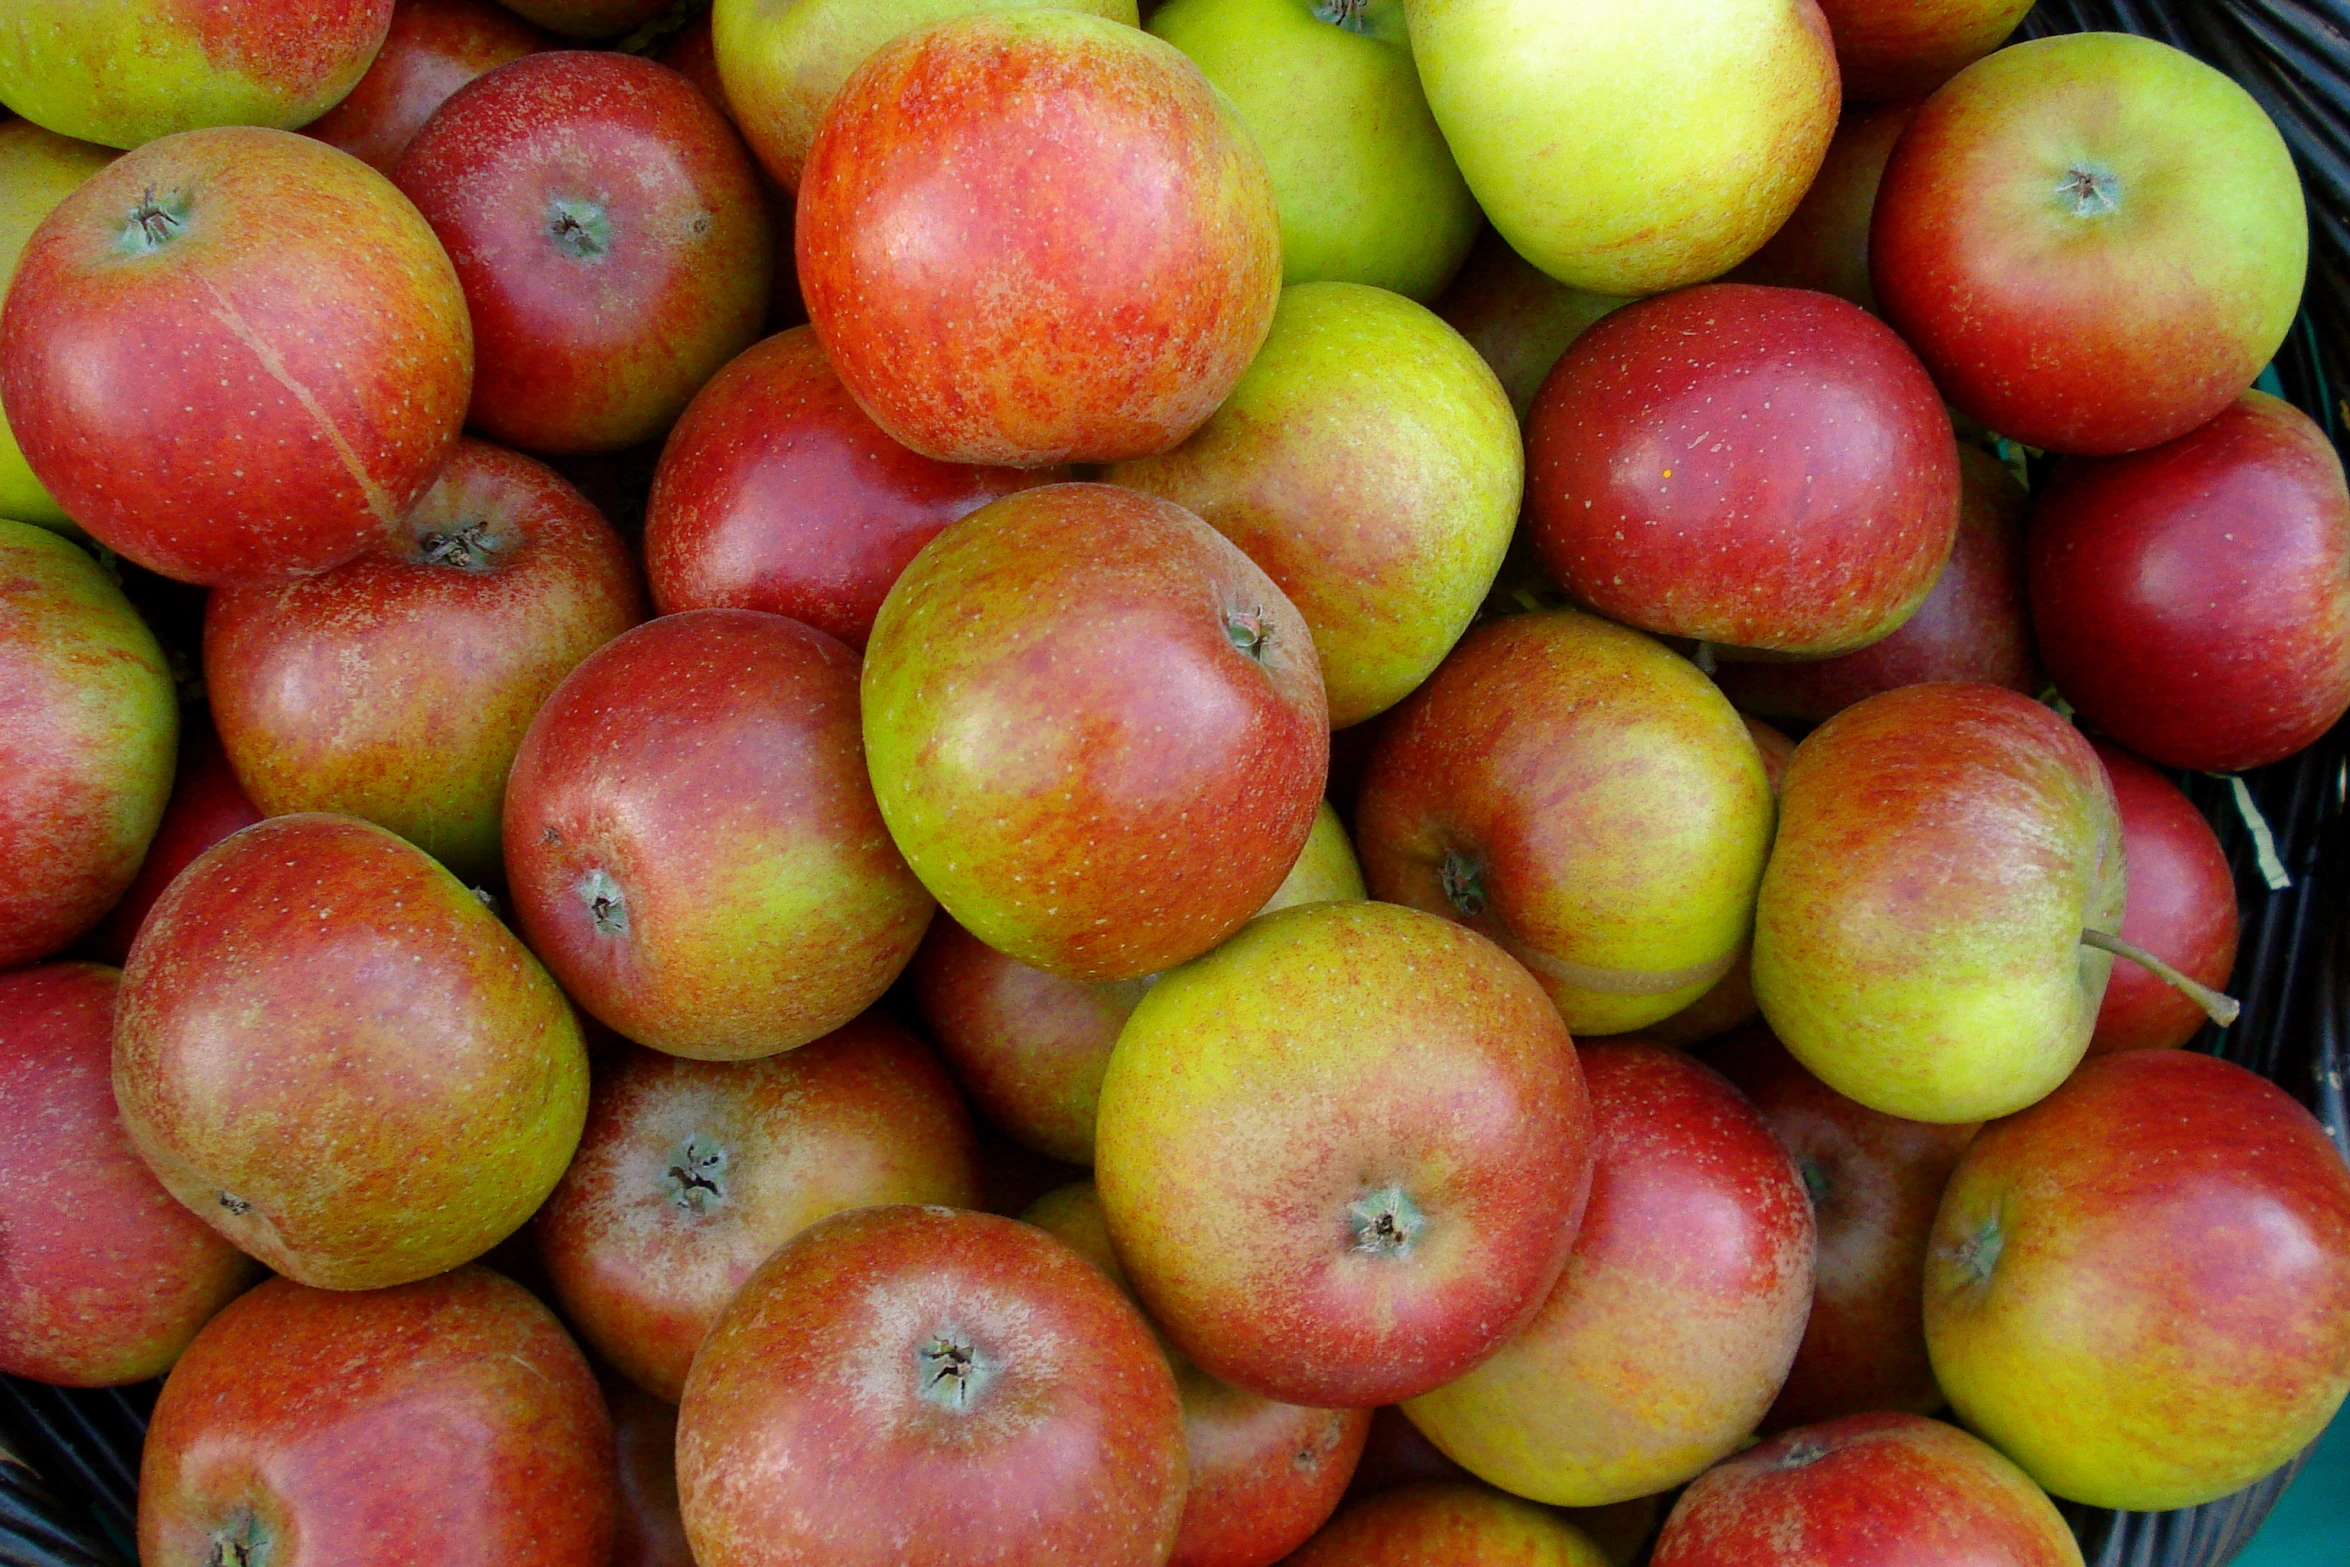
[1262,801,1365,913]
[1403,0,1839,295]
[0,119,111,531]
[1148,0,1478,301]
[1109,282,1519,729]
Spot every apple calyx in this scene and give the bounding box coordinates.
[1311,0,1374,33]
[1950,1211,2005,1288]
[207,1511,264,1567]
[577,867,629,937]
[546,197,612,262]
[2058,164,2121,219]
[1224,608,1271,661]
[2079,927,2241,1027]
[119,189,190,256]
[917,1331,993,1412]
[1776,1438,1830,1470]
[665,1138,726,1214]
[217,1191,252,1215]
[1347,1185,1424,1258]
[1796,1158,1829,1209]
[1438,850,1487,917]
[414,520,508,573]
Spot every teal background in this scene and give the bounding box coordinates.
[2237,1407,2348,1565]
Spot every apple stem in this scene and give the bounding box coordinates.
[2079,928,2241,1028]
[1312,0,1373,32]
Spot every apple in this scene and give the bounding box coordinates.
[0,0,391,148]
[1108,281,1521,728]
[1715,443,2037,723]
[1403,1041,1815,1507]
[301,0,545,173]
[1925,1050,2350,1510]
[86,714,262,967]
[2029,390,2350,772]
[1356,609,1774,1035]
[395,51,775,456]
[1871,33,2306,456]
[2,127,471,586]
[1433,227,1626,424]
[1262,800,1367,911]
[607,1376,695,1567]
[0,963,257,1387]
[1727,101,1915,314]
[113,813,591,1290]
[499,0,669,36]
[2085,742,2239,1056]
[1527,282,1960,656]
[534,1016,983,1400]
[1649,1412,2081,1567]
[205,437,645,884]
[1813,0,2031,102]
[711,0,1137,191]
[1752,683,2123,1123]
[864,483,1327,982]
[1146,0,1478,301]
[1403,0,1837,295]
[1095,899,1595,1407]
[1296,1482,1612,1566]
[0,522,175,970]
[676,1204,1188,1567]
[797,10,1280,465]
[1705,1025,1976,1429]
[644,326,1066,650]
[139,1266,615,1566]
[0,118,113,532]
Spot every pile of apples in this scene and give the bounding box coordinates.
[5,0,2350,1564]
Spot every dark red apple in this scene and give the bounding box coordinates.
[301,0,545,173]
[1433,226,1628,424]
[535,1016,982,1400]
[607,1376,694,1567]
[395,50,775,454]
[1345,1407,1471,1500]
[1526,283,1959,655]
[0,126,471,586]
[1812,0,2032,103]
[644,327,1065,649]
[676,1204,1187,1567]
[139,1267,615,1566]
[0,964,257,1387]
[797,9,1280,465]
[86,715,263,967]
[499,0,669,38]
[2087,742,2240,1055]
[2030,391,2350,772]
[1728,101,1915,315]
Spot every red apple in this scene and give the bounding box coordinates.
[2087,742,2240,1055]
[1404,1041,1815,1506]
[139,1267,615,1567]
[301,0,545,173]
[1287,1483,1612,1567]
[1728,101,1915,314]
[1716,443,2037,723]
[1527,283,1959,655]
[114,813,591,1290]
[205,437,645,883]
[1649,1412,2080,1567]
[395,51,775,455]
[499,0,670,38]
[656,11,728,108]
[1705,1025,1976,1429]
[535,1016,983,1400]
[0,964,257,1387]
[644,327,1065,649]
[86,715,263,967]
[1871,33,2307,456]
[607,1377,695,1567]
[2030,391,2350,773]
[676,1204,1188,1567]
[1811,0,2031,102]
[504,609,935,1060]
[797,9,1281,465]
[1433,226,1627,425]
[2,127,471,586]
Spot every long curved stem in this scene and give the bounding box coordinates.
[2080,928,2241,1028]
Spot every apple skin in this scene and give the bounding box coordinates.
[1404,1041,1815,1507]
[86,714,263,967]
[205,437,645,884]
[1752,683,2123,1124]
[139,1266,615,1567]
[1925,1050,2350,1510]
[534,1016,982,1401]
[607,1377,695,1567]
[1704,1025,1976,1429]
[2030,391,2350,773]
[1727,101,1913,314]
[1527,282,1960,657]
[798,10,1281,466]
[1,127,471,586]
[499,0,668,37]
[1649,1412,2081,1567]
[644,326,1066,650]
[864,483,1327,982]
[2085,743,2239,1056]
[1403,0,1836,296]
[0,521,175,969]
[301,0,545,173]
[1027,1181,1372,1567]
[712,0,1136,192]
[1147,0,1478,301]
[0,0,391,148]
[1814,0,2029,102]
[505,609,935,1060]
[0,964,258,1387]
[1108,281,1521,729]
[1640,716,1793,1048]
[113,813,590,1291]
[677,1204,1188,1567]
[1292,1482,1611,1567]
[1433,227,1626,425]
[1716,443,2037,723]
[395,51,774,456]
[0,119,113,531]
[1356,610,1775,1035]
[1095,899,1595,1408]
[1871,34,2306,457]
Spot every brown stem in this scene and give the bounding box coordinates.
[2080,928,2240,1028]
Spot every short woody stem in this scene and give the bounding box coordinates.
[2080,927,2241,1028]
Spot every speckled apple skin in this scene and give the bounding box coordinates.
[2084,741,2237,1056]
[302,0,546,174]
[1288,1483,1613,1567]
